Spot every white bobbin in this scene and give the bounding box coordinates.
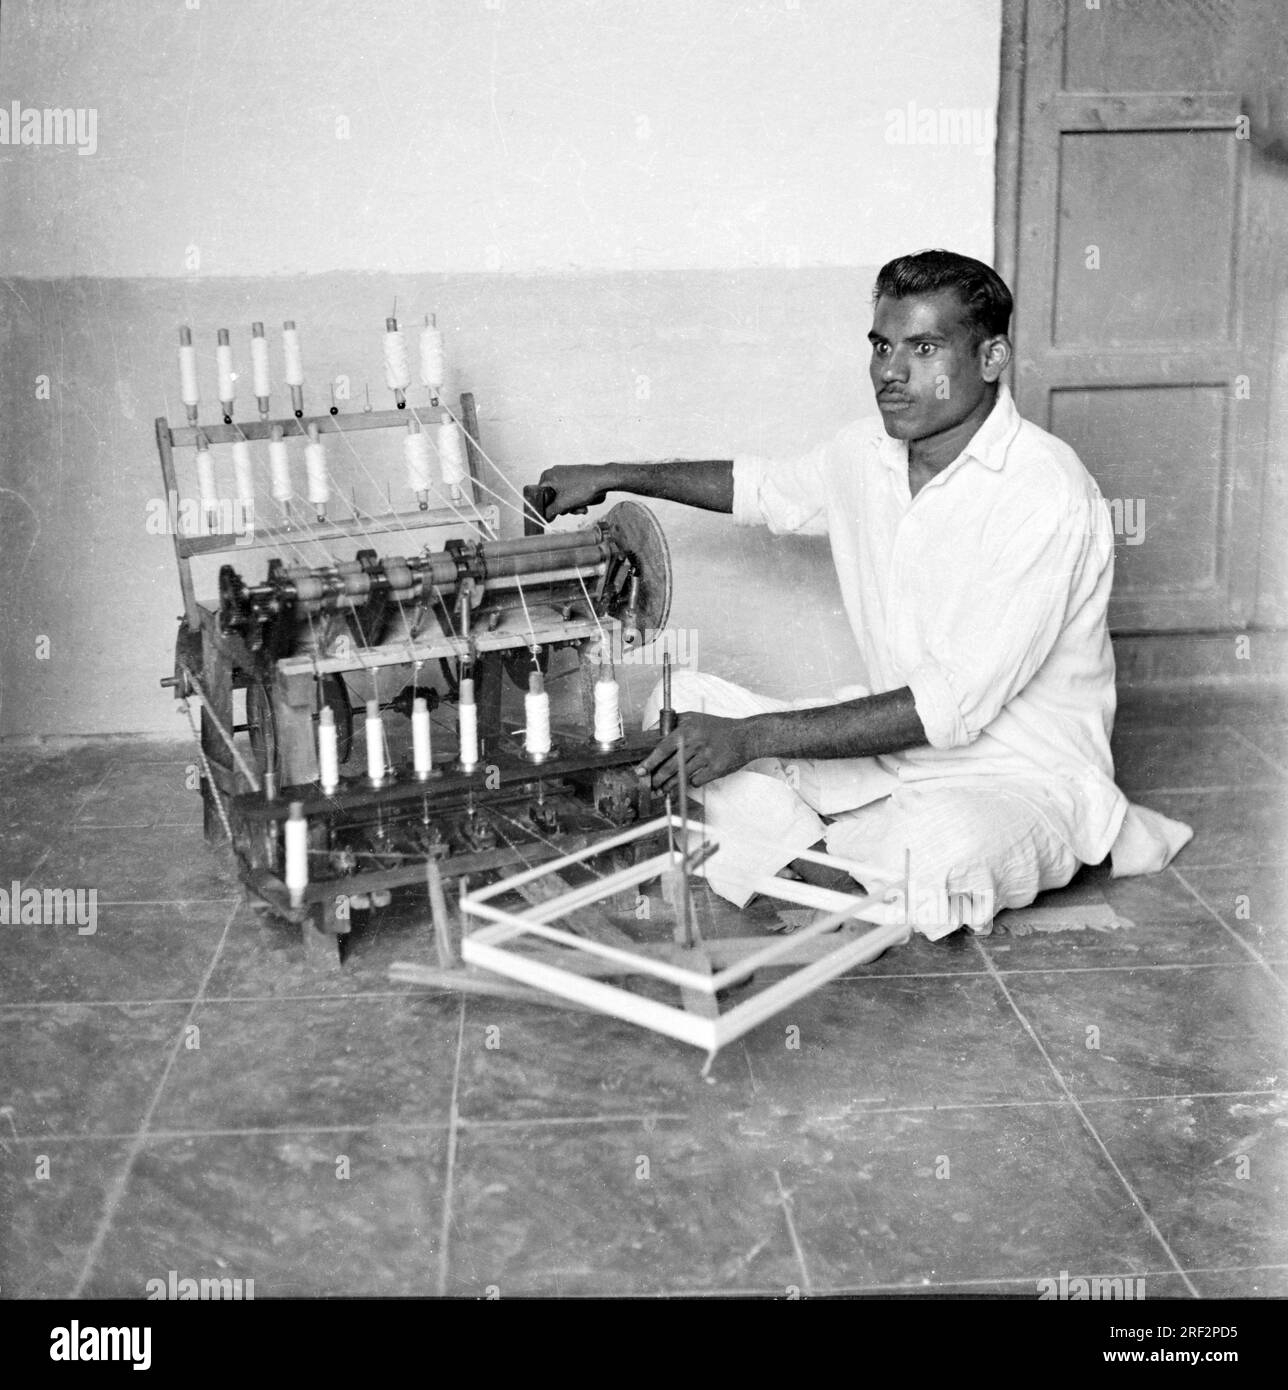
[365,699,387,784]
[404,420,433,510]
[457,677,480,770]
[195,435,218,532]
[317,705,340,794]
[524,669,553,759]
[419,314,445,402]
[412,696,434,779]
[231,439,255,514]
[268,425,292,504]
[384,316,410,406]
[282,319,305,417]
[216,328,235,420]
[284,802,309,908]
[594,676,623,747]
[250,321,271,415]
[304,422,329,521]
[437,413,468,497]
[178,326,199,424]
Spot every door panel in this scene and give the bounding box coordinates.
[1005,0,1268,631]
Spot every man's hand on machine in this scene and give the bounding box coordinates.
[636,712,751,793]
[533,464,616,520]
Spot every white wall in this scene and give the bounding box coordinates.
[0,0,1000,277]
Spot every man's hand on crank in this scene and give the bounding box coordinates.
[636,712,751,794]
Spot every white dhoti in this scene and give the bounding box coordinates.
[641,671,1082,939]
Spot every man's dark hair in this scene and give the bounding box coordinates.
[873,250,1013,343]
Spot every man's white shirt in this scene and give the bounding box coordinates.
[731,384,1128,868]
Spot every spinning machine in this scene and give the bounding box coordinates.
[157,314,675,966]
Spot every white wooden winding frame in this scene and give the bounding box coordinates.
[459,813,912,1059]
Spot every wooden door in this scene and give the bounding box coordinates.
[998,0,1275,632]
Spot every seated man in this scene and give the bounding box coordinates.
[536,249,1190,936]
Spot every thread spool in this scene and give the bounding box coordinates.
[231,439,255,515]
[404,420,433,510]
[304,422,329,521]
[195,434,218,532]
[419,314,445,403]
[457,677,479,770]
[316,705,340,794]
[384,316,410,407]
[594,676,623,747]
[365,699,387,784]
[282,319,305,417]
[250,321,271,416]
[178,326,199,424]
[268,425,292,504]
[412,695,434,779]
[524,670,553,760]
[284,802,308,908]
[216,328,235,421]
[437,413,468,497]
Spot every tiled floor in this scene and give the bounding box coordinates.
[1,686,1285,1299]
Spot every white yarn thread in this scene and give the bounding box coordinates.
[365,700,386,782]
[419,322,445,391]
[317,706,340,794]
[250,330,271,399]
[305,437,330,511]
[412,696,433,775]
[216,340,235,404]
[458,677,479,767]
[269,434,292,502]
[594,677,623,744]
[524,689,552,756]
[404,425,433,496]
[282,323,304,386]
[178,342,200,407]
[195,444,218,529]
[284,804,309,907]
[384,326,411,391]
[437,415,468,491]
[231,440,255,511]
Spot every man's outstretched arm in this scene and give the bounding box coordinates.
[535,460,734,518]
[639,688,928,795]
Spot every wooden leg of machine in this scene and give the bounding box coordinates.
[200,644,236,842]
[301,899,343,971]
[474,651,504,742]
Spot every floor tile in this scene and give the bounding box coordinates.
[203,894,451,999]
[80,1128,447,1296]
[1002,966,1287,1100]
[1113,688,1288,731]
[72,760,201,828]
[980,866,1245,970]
[1085,1094,1288,1272]
[1111,726,1285,794]
[22,824,235,901]
[0,1003,193,1137]
[737,973,1063,1110]
[0,1139,133,1297]
[737,1100,1174,1291]
[1188,1264,1288,1298]
[455,994,751,1124]
[1141,791,1287,871]
[147,994,462,1133]
[1175,865,1288,961]
[0,900,232,1006]
[445,1118,800,1295]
